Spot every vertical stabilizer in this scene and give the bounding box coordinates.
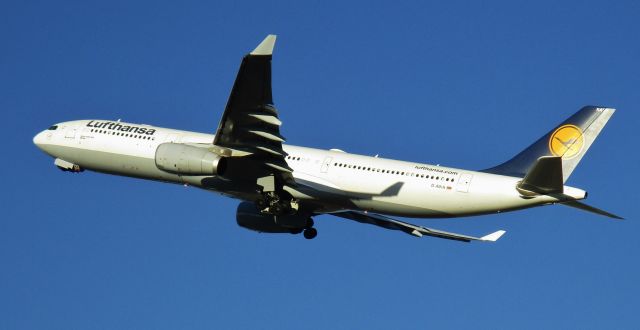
[483,106,615,182]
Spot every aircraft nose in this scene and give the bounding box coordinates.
[33,130,47,150]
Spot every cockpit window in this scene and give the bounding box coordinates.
[47,125,58,130]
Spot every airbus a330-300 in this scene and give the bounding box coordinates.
[33,35,622,242]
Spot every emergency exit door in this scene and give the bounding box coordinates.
[457,173,473,193]
[320,157,332,173]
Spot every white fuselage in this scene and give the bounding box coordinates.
[33,120,587,218]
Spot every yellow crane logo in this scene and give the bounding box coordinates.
[549,125,584,159]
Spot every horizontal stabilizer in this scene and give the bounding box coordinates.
[517,156,564,196]
[331,211,506,242]
[562,201,624,220]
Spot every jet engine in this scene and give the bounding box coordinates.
[236,202,312,234]
[155,143,227,176]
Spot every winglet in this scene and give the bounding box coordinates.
[481,230,506,242]
[251,35,277,55]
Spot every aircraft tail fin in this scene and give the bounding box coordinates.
[483,106,615,182]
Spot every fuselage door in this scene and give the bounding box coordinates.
[165,133,180,143]
[320,156,332,173]
[78,126,93,145]
[457,173,473,193]
[64,127,76,139]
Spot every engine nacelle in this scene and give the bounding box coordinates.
[155,143,227,176]
[236,202,309,233]
[54,158,83,173]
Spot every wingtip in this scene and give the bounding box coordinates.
[481,230,506,242]
[250,34,277,55]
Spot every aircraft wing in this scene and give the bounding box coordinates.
[214,35,294,183]
[331,211,506,242]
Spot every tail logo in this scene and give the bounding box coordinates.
[549,125,584,159]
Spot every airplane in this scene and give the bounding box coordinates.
[33,35,622,242]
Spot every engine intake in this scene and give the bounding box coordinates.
[155,143,227,176]
[236,202,309,233]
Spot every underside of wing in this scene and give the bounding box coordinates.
[331,211,506,242]
[214,35,293,184]
[212,35,302,215]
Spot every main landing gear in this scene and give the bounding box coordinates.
[302,218,317,240]
[303,227,317,240]
[293,218,317,239]
[256,192,318,240]
[256,191,298,215]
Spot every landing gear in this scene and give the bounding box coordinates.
[303,227,317,240]
[254,190,317,239]
[291,218,316,238]
[302,218,316,239]
[256,191,298,215]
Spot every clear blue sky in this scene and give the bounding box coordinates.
[2,1,639,329]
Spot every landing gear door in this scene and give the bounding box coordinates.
[457,173,473,193]
[320,157,332,173]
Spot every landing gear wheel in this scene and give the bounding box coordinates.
[305,218,314,229]
[303,228,318,240]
